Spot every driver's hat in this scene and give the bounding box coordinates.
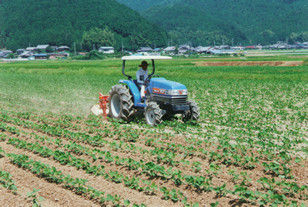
[139,61,149,67]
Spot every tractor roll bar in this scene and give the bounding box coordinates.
[122,59,155,80]
[149,59,155,78]
[122,60,132,79]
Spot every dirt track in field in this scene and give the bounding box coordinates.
[195,61,303,67]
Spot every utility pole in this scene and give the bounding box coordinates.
[74,42,76,55]
[121,40,124,53]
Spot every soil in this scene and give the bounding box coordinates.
[1,111,307,206]
[195,61,303,67]
[0,188,30,207]
[0,147,99,207]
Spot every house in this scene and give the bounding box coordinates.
[245,46,256,49]
[49,53,69,60]
[297,42,308,49]
[58,46,70,52]
[218,45,230,50]
[269,42,292,50]
[164,46,176,53]
[50,46,59,51]
[98,46,114,54]
[178,45,191,54]
[0,50,13,58]
[256,45,263,50]
[209,49,237,55]
[26,47,36,51]
[137,47,152,53]
[16,49,25,55]
[153,48,162,52]
[231,46,244,50]
[36,45,50,51]
[195,46,211,54]
[19,51,33,58]
[33,54,49,60]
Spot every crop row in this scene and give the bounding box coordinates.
[0,170,18,193]
[1,111,287,176]
[226,170,307,206]
[1,112,212,173]
[4,134,198,205]
[1,120,209,196]
[16,110,301,174]
[5,152,145,207]
[3,125,307,206]
[0,112,302,192]
[1,110,306,206]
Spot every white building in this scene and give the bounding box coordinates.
[195,46,211,53]
[26,47,36,51]
[164,46,176,53]
[36,44,50,50]
[98,46,115,54]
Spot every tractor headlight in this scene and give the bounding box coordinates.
[167,89,188,96]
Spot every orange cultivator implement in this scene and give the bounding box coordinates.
[91,93,109,117]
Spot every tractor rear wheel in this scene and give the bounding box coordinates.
[183,100,200,122]
[108,85,134,121]
[145,102,163,126]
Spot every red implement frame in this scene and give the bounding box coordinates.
[99,93,109,117]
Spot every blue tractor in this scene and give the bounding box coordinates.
[108,56,200,125]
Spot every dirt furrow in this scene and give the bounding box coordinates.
[0,142,180,207]
[0,188,30,207]
[0,150,99,207]
[3,119,211,176]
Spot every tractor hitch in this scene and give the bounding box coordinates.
[91,93,109,117]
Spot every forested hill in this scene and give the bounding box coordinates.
[117,0,308,45]
[0,0,167,50]
[116,0,178,12]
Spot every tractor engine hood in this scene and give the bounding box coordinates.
[149,78,188,96]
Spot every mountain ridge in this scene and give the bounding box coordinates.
[117,0,308,45]
[0,0,167,50]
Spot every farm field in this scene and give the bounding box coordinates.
[0,56,307,206]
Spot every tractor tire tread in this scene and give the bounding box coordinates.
[108,84,135,122]
[183,100,200,122]
[145,102,163,126]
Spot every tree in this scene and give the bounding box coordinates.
[0,32,6,49]
[260,30,276,44]
[289,32,308,43]
[81,27,116,51]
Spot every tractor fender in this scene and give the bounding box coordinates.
[119,80,142,106]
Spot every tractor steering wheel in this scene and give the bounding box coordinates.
[145,74,159,85]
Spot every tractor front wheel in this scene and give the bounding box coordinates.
[183,100,200,122]
[108,85,134,121]
[145,102,163,126]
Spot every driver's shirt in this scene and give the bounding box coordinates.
[136,68,148,85]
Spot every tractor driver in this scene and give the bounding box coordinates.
[136,61,149,99]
